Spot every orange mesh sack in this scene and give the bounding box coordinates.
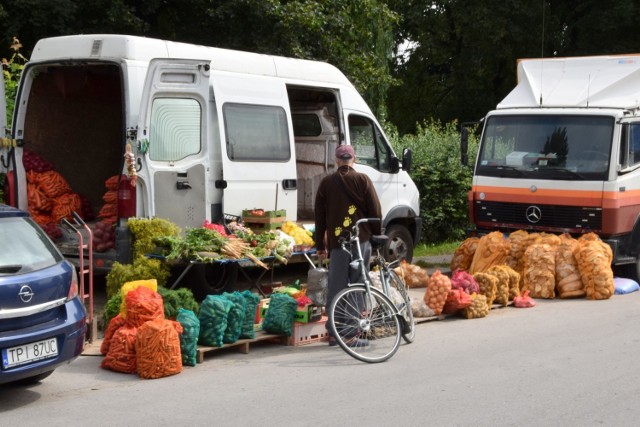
[555,234,584,299]
[101,325,138,374]
[442,289,473,314]
[450,237,479,272]
[125,285,165,328]
[423,270,451,315]
[136,318,184,379]
[468,231,509,274]
[523,243,556,299]
[37,170,72,198]
[394,260,429,288]
[100,314,126,356]
[574,236,614,300]
[505,230,530,289]
[51,193,82,222]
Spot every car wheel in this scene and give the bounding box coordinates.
[384,224,414,263]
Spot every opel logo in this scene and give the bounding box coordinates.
[526,206,542,223]
[18,285,34,303]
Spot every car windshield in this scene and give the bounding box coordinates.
[476,115,615,180]
[0,217,62,274]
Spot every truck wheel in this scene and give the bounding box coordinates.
[384,224,414,263]
[187,263,239,300]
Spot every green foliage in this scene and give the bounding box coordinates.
[102,292,122,329]
[127,217,181,259]
[389,120,478,244]
[105,257,170,299]
[1,36,26,126]
[157,286,200,319]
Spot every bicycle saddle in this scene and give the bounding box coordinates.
[370,234,389,248]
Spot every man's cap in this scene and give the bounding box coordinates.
[335,145,355,160]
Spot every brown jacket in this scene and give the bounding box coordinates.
[314,165,382,251]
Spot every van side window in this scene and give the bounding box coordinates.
[629,123,640,167]
[149,98,201,161]
[223,103,290,161]
[348,115,391,172]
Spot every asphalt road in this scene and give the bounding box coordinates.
[2,286,639,426]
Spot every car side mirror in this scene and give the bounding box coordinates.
[402,148,412,174]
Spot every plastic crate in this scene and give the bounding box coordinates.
[288,316,329,346]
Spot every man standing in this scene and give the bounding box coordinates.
[314,144,382,345]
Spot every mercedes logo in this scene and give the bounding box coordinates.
[18,285,34,303]
[526,206,542,223]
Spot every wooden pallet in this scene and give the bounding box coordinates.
[196,331,287,363]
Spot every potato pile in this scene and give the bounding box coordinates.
[462,294,489,319]
[486,265,511,306]
[473,272,497,307]
[423,270,451,315]
[574,234,614,300]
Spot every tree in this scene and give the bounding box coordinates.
[0,0,397,118]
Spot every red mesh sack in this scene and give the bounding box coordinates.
[136,319,184,379]
[100,314,126,355]
[101,325,138,374]
[450,269,480,294]
[442,288,473,314]
[125,286,165,328]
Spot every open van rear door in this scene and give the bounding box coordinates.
[136,59,212,228]
[210,72,298,221]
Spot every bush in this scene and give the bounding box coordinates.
[388,120,478,244]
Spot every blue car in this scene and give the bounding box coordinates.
[0,204,87,384]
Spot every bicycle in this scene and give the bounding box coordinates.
[327,218,416,363]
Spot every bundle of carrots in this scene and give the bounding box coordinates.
[26,168,81,226]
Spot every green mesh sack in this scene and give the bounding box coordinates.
[176,308,200,366]
[221,292,246,344]
[240,290,260,339]
[261,293,297,336]
[198,295,232,347]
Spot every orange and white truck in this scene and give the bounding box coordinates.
[462,54,640,278]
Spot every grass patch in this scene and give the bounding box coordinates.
[412,241,460,269]
[414,241,460,257]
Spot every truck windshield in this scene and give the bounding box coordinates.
[476,115,614,180]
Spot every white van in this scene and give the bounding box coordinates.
[0,34,421,293]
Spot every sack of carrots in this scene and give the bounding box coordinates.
[124,285,165,328]
[101,325,138,374]
[136,318,184,379]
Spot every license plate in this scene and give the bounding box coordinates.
[2,338,58,369]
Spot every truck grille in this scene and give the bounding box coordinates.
[475,201,602,231]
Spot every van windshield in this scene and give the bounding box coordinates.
[476,115,614,180]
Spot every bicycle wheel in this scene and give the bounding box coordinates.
[388,269,416,343]
[328,285,401,363]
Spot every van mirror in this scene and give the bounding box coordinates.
[402,148,412,174]
[461,127,469,166]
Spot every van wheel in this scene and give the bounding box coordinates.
[182,263,239,300]
[384,224,413,263]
